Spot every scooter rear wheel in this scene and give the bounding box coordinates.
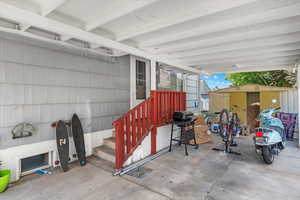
[262,146,274,164]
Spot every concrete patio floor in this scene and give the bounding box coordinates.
[2,135,300,200]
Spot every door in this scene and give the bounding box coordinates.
[130,56,151,108]
[260,91,280,110]
[247,92,260,130]
[230,92,247,124]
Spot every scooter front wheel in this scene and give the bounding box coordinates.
[262,146,274,164]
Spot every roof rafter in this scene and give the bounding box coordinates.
[149,16,300,53]
[208,65,291,73]
[85,0,160,31]
[139,1,300,47]
[170,32,300,58]
[62,0,160,42]
[191,55,300,68]
[21,0,68,32]
[179,42,300,62]
[0,2,200,74]
[116,0,255,41]
[184,50,300,65]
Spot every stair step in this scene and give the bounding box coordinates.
[104,137,116,149]
[93,146,115,163]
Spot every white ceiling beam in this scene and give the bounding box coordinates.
[0,2,200,74]
[150,16,300,53]
[199,60,293,72]
[63,0,159,42]
[40,0,68,16]
[115,0,256,41]
[21,0,68,32]
[84,0,160,31]
[185,50,300,65]
[191,55,300,68]
[170,32,300,58]
[176,42,300,62]
[208,65,291,73]
[90,44,102,49]
[0,26,114,57]
[60,35,72,42]
[139,1,300,47]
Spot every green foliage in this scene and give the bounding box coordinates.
[226,70,296,88]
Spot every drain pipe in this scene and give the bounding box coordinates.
[113,147,169,176]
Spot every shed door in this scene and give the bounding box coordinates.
[260,92,280,111]
[230,92,247,124]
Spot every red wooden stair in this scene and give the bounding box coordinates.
[93,90,186,169]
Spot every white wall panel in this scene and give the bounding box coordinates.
[0,33,130,149]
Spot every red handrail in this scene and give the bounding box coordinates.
[151,90,186,126]
[112,90,186,169]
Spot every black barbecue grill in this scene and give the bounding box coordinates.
[169,111,199,155]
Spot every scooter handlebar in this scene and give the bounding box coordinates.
[274,107,281,111]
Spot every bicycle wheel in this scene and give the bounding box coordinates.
[219,109,230,140]
[231,113,240,135]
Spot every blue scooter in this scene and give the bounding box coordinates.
[254,107,286,164]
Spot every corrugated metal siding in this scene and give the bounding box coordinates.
[186,75,199,113]
[0,33,130,149]
[280,90,298,113]
[280,89,298,133]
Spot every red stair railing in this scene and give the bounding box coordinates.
[112,90,186,169]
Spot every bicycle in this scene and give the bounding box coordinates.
[212,109,241,155]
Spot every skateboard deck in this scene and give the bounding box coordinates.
[56,120,69,172]
[71,114,87,166]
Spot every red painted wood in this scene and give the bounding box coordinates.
[126,114,131,154]
[142,103,146,136]
[113,90,186,169]
[151,91,157,154]
[131,109,136,146]
[168,92,171,121]
[137,106,141,140]
[113,120,124,169]
[182,92,186,110]
[147,99,151,130]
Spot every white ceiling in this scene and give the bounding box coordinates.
[0,0,299,73]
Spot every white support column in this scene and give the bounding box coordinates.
[297,64,300,147]
[150,59,157,90]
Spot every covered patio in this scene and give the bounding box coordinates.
[0,0,300,199]
[2,136,300,200]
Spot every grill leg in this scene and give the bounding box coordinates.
[185,143,188,156]
[184,128,189,156]
[169,123,174,152]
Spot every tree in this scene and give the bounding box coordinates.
[226,70,296,88]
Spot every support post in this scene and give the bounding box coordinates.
[151,91,157,154]
[150,59,157,90]
[297,64,300,148]
[114,120,124,169]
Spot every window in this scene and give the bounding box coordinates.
[21,153,49,173]
[136,60,146,99]
[156,67,184,92]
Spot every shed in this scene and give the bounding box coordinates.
[209,84,293,128]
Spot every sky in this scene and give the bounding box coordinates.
[200,73,232,90]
